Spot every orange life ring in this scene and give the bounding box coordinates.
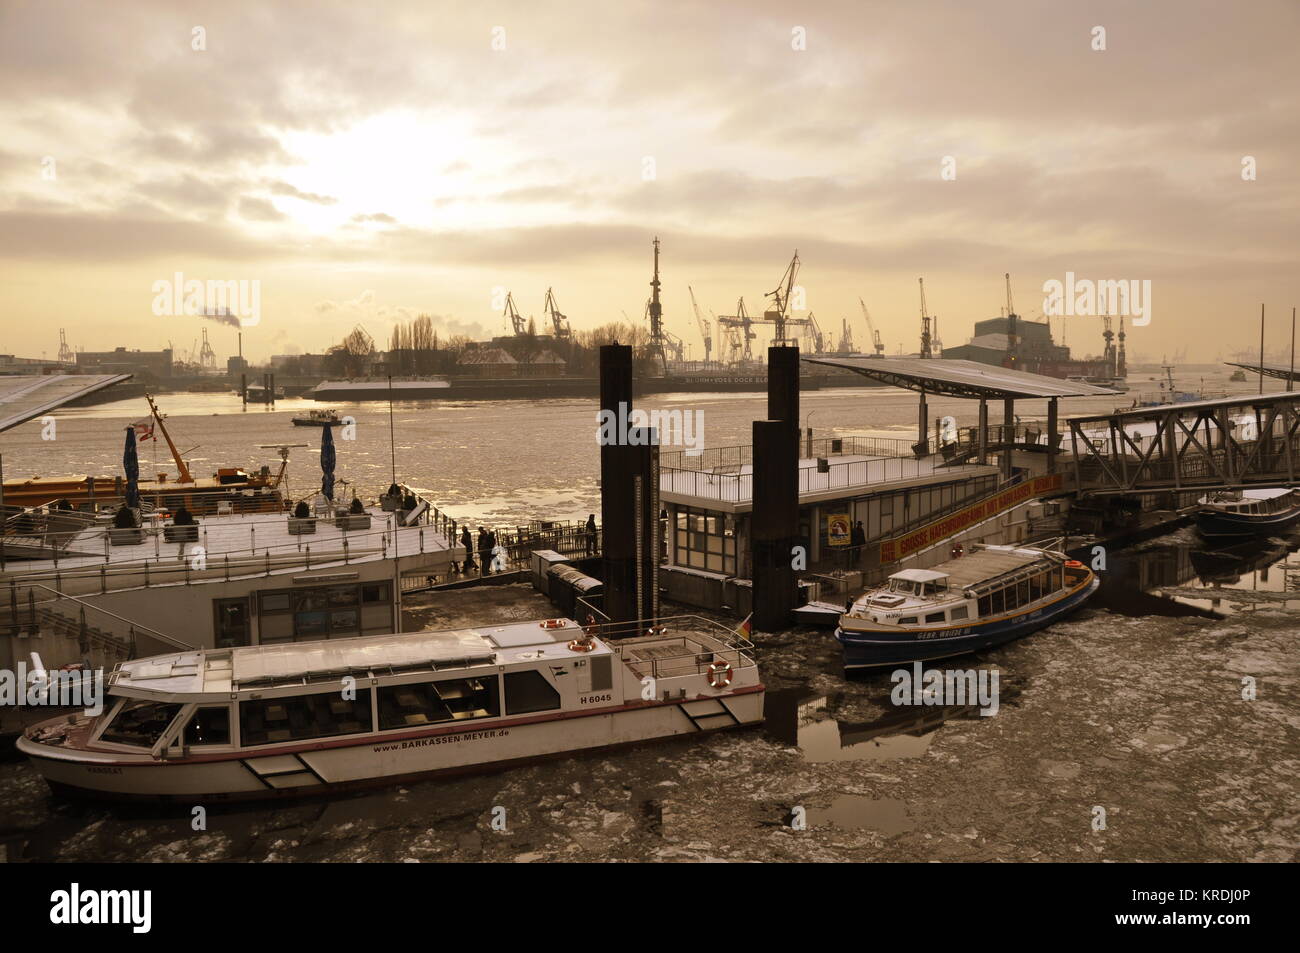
[568,637,597,652]
[583,614,599,636]
[540,619,566,629]
[707,660,733,689]
[1064,559,1084,568]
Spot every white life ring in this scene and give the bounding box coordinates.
[707,660,733,689]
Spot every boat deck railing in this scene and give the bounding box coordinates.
[591,615,757,682]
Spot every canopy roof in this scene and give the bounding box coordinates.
[801,356,1117,399]
[0,374,132,433]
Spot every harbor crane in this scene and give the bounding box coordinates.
[198,327,217,368]
[918,278,934,359]
[803,313,827,353]
[503,292,526,336]
[858,298,885,356]
[763,251,801,345]
[717,298,758,363]
[57,328,74,364]
[543,287,571,341]
[689,286,713,364]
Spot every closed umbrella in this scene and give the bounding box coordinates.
[123,425,140,509]
[320,423,336,501]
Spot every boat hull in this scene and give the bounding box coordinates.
[836,576,1099,670]
[17,689,763,803]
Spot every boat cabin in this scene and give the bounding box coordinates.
[849,546,1074,629]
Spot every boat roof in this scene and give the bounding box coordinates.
[1242,488,1294,500]
[111,618,596,697]
[889,568,950,584]
[922,546,1054,591]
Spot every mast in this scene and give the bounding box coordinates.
[145,393,193,484]
[649,237,666,375]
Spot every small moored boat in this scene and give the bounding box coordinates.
[17,616,762,801]
[292,409,343,427]
[836,545,1098,670]
[1194,488,1300,539]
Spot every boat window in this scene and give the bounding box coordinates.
[184,705,231,747]
[897,616,918,625]
[100,700,185,748]
[977,595,992,616]
[950,606,969,621]
[924,611,946,624]
[504,670,561,715]
[239,689,373,746]
[378,675,501,730]
[889,579,914,595]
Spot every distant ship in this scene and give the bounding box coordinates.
[942,313,1126,388]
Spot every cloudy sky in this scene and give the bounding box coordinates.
[1,0,1296,364]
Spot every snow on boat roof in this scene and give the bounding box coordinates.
[1242,488,1294,500]
[112,619,589,696]
[925,546,1053,590]
[231,629,496,686]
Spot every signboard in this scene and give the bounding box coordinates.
[826,513,852,547]
[878,473,1064,563]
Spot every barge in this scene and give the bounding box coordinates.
[17,616,762,801]
[836,545,1098,669]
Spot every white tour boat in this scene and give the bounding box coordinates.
[17,616,762,801]
[836,545,1098,669]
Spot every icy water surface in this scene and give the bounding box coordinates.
[1,573,1295,862]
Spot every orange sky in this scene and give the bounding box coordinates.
[1,0,1297,365]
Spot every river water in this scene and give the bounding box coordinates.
[0,369,1296,862]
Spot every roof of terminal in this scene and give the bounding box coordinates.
[0,374,133,433]
[802,356,1118,399]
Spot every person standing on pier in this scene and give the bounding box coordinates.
[460,525,475,573]
[585,513,597,555]
[478,527,492,575]
[850,520,866,567]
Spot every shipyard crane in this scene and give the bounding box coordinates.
[803,313,828,353]
[198,327,217,369]
[57,328,74,364]
[837,317,855,355]
[1004,273,1020,367]
[918,278,934,359]
[502,292,526,336]
[688,286,713,364]
[763,251,801,345]
[542,287,571,341]
[717,297,758,363]
[858,298,885,357]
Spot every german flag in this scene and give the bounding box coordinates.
[737,613,753,638]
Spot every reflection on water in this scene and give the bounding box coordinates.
[764,687,994,764]
[1087,528,1300,617]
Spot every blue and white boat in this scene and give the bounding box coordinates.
[835,545,1098,670]
[1194,488,1300,539]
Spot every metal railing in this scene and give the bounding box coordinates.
[659,434,931,472]
[660,453,994,504]
[2,581,193,662]
[590,615,757,681]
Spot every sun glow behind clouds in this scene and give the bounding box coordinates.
[277,110,486,231]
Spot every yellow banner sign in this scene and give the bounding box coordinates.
[879,473,1064,563]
